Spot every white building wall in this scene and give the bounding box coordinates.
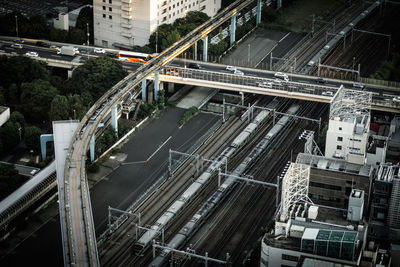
[325,118,368,165]
[367,146,386,169]
[53,13,69,31]
[94,0,221,49]
[0,107,10,127]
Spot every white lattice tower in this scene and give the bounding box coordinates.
[329,86,372,120]
[280,163,311,222]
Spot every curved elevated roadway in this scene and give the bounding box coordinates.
[61,0,257,265]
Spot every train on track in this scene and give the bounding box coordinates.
[133,99,279,254]
[149,104,300,267]
[305,1,381,71]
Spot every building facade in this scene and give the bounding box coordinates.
[93,0,221,49]
[325,88,372,165]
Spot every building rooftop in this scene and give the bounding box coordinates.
[296,153,372,177]
[329,88,371,123]
[375,164,400,183]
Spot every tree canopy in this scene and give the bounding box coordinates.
[67,57,127,101]
[0,163,21,201]
[24,126,42,153]
[20,79,59,123]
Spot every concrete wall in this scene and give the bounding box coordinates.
[0,106,10,127]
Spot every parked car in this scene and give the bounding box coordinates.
[274,72,289,81]
[11,43,23,49]
[94,48,106,54]
[226,65,237,71]
[352,82,364,89]
[25,51,38,57]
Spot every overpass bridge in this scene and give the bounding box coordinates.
[149,65,400,112]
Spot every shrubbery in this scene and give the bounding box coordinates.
[180,106,198,125]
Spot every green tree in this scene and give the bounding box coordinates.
[68,94,86,120]
[68,57,127,101]
[9,111,25,136]
[161,29,181,51]
[0,86,5,105]
[28,15,49,38]
[20,79,59,123]
[0,121,21,152]
[0,55,50,89]
[67,27,86,45]
[317,124,328,154]
[49,27,68,42]
[50,95,70,121]
[76,6,94,44]
[0,163,20,201]
[24,126,42,153]
[6,83,19,108]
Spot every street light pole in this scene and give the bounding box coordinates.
[86,23,90,59]
[15,15,18,38]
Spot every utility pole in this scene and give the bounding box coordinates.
[86,23,90,59]
[311,14,315,36]
[15,15,18,38]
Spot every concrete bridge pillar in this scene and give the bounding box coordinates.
[111,104,118,136]
[141,79,147,101]
[154,70,160,101]
[194,41,198,60]
[202,36,208,62]
[40,134,54,160]
[256,0,262,25]
[230,15,237,46]
[90,136,95,162]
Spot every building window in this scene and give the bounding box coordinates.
[103,0,105,2]
[337,136,343,141]
[109,15,112,19]
[103,14,106,18]
[109,7,112,11]
[103,6,106,10]
[109,0,112,3]
[337,145,342,150]
[310,181,341,191]
[281,254,299,262]
[339,127,342,130]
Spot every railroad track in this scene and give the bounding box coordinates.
[130,97,289,266]
[98,106,252,266]
[317,5,389,79]
[178,101,328,266]
[276,0,364,73]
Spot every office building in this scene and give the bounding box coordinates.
[93,0,221,49]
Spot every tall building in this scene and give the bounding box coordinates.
[260,162,369,267]
[93,0,221,49]
[325,88,372,165]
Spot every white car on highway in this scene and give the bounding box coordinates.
[25,51,38,57]
[233,69,244,76]
[226,65,237,71]
[393,96,400,102]
[322,91,334,96]
[94,48,106,54]
[274,72,289,81]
